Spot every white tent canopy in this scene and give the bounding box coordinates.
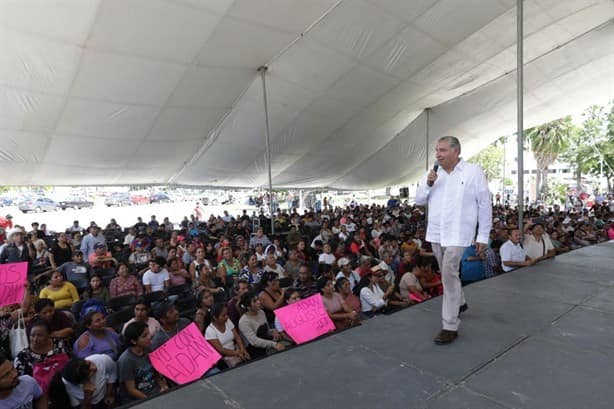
[1,0,613,189]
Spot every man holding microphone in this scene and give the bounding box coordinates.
[416,136,492,345]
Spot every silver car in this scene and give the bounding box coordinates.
[18,197,59,213]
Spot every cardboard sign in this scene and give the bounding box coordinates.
[149,323,221,385]
[0,262,27,307]
[274,293,335,344]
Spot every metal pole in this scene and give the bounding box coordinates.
[516,0,524,232]
[502,138,506,198]
[425,108,431,171]
[258,66,275,235]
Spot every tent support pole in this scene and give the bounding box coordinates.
[516,0,524,232]
[425,108,431,171]
[258,66,275,235]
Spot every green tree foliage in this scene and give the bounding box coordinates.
[524,116,572,197]
[560,104,613,191]
[467,143,503,181]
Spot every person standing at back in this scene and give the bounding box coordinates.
[416,136,492,345]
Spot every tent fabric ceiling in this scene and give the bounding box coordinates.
[0,0,613,188]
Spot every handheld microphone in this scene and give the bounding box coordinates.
[427,161,439,187]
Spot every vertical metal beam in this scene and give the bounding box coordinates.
[516,0,524,232]
[258,66,275,235]
[425,108,431,171]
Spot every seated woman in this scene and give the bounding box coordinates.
[217,247,241,289]
[38,270,80,310]
[239,252,264,285]
[318,278,359,330]
[194,289,215,333]
[189,247,212,287]
[238,292,285,358]
[110,262,143,298]
[257,272,285,325]
[51,232,73,267]
[31,239,57,286]
[354,273,386,318]
[118,321,168,403]
[417,256,443,297]
[0,281,30,358]
[273,289,301,345]
[335,278,361,314]
[73,311,121,360]
[14,320,69,377]
[167,257,191,286]
[398,259,432,303]
[194,264,225,302]
[27,298,74,341]
[121,299,161,336]
[83,274,110,304]
[205,303,250,369]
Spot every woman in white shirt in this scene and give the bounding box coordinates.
[205,303,250,369]
[354,273,386,318]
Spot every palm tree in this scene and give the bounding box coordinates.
[525,116,572,199]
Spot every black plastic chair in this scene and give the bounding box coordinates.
[71,300,85,322]
[175,297,197,319]
[105,308,134,333]
[107,295,136,312]
[144,291,166,304]
[167,284,193,298]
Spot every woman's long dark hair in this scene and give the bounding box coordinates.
[352,273,372,297]
[49,356,90,409]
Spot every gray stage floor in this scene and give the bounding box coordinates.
[134,241,614,409]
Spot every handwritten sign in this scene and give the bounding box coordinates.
[0,262,27,307]
[274,293,335,344]
[149,323,221,385]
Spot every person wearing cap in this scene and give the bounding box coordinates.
[80,224,105,260]
[142,257,170,294]
[335,257,360,291]
[0,227,30,264]
[88,243,117,270]
[415,136,492,345]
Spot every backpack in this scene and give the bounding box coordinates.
[80,299,107,322]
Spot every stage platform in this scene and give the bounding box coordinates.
[133,241,614,409]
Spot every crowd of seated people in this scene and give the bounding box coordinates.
[0,193,612,407]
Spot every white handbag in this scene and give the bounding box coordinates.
[9,310,29,358]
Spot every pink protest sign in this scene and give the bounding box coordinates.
[274,293,335,344]
[149,322,221,385]
[0,262,27,307]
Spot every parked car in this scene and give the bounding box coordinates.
[149,193,172,204]
[104,193,131,207]
[130,194,150,205]
[58,196,94,210]
[0,198,13,207]
[18,197,59,213]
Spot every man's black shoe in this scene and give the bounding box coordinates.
[458,303,468,317]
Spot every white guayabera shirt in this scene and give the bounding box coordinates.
[416,159,492,247]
